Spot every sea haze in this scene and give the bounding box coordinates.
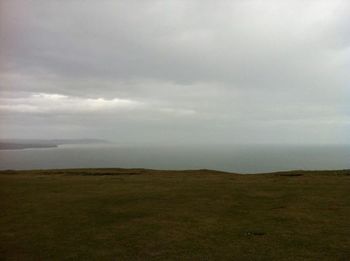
[0,144,349,173]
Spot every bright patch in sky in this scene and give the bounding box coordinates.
[0,93,140,113]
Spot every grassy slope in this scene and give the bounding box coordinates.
[1,168,350,260]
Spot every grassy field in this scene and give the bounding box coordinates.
[1,168,350,260]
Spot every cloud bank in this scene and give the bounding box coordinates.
[0,0,349,144]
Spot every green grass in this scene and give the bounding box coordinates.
[1,168,350,260]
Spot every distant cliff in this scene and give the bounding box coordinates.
[0,142,58,150]
[0,139,109,150]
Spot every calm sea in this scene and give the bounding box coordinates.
[0,144,349,173]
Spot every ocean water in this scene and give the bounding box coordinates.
[0,144,349,173]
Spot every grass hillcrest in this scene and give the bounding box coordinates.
[1,168,350,260]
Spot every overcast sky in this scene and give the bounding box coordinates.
[0,0,349,145]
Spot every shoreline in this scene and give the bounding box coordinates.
[1,168,349,176]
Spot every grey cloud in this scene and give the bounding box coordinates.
[0,0,349,144]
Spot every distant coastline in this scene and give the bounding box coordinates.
[0,139,109,150]
[0,142,58,150]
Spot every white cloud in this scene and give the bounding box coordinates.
[0,92,198,121]
[0,93,141,113]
